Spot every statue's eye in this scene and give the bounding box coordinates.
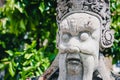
[62,34,70,42]
[80,32,89,41]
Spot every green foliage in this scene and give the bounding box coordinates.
[0,0,57,79]
[0,0,58,59]
[0,41,50,80]
[0,0,120,79]
[110,0,120,63]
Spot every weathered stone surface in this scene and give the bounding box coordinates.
[57,13,100,80]
[0,0,4,7]
[40,0,118,80]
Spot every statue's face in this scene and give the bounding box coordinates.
[58,13,101,79]
[59,13,101,56]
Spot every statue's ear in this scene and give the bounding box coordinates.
[100,29,114,49]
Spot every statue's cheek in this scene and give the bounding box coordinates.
[80,41,99,55]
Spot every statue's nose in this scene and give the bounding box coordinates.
[66,37,80,53]
[66,46,80,53]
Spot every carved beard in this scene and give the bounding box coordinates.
[66,53,83,80]
[58,53,83,80]
[58,52,96,80]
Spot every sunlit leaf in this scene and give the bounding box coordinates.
[24,53,33,59]
[0,63,4,69]
[39,2,45,13]
[5,50,13,56]
[8,62,15,77]
[23,66,34,72]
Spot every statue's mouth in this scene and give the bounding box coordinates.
[66,53,82,65]
[67,58,81,65]
[66,53,83,77]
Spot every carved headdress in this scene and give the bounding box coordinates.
[56,0,114,49]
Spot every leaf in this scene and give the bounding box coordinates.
[23,60,31,66]
[35,71,40,76]
[111,3,116,10]
[0,63,4,69]
[15,51,22,55]
[24,53,33,59]
[5,50,13,56]
[8,62,15,77]
[39,2,45,13]
[20,19,26,31]
[37,67,43,75]
[23,66,33,72]
[0,41,6,48]
[31,41,37,48]
[35,55,40,61]
[14,3,23,13]
[35,62,41,67]
[1,58,9,62]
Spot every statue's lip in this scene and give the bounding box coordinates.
[67,58,81,65]
[66,53,81,64]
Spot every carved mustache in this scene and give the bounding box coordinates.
[64,46,80,53]
[59,44,80,53]
[59,44,95,56]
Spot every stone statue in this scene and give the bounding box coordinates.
[41,0,116,80]
[58,13,101,80]
[28,0,120,80]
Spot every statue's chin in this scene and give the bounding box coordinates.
[67,58,82,74]
[66,53,83,80]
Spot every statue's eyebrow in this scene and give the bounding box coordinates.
[60,20,70,32]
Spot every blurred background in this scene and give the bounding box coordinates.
[0,0,119,80]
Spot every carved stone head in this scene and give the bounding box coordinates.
[57,12,101,80]
[56,0,114,50]
[56,0,114,80]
